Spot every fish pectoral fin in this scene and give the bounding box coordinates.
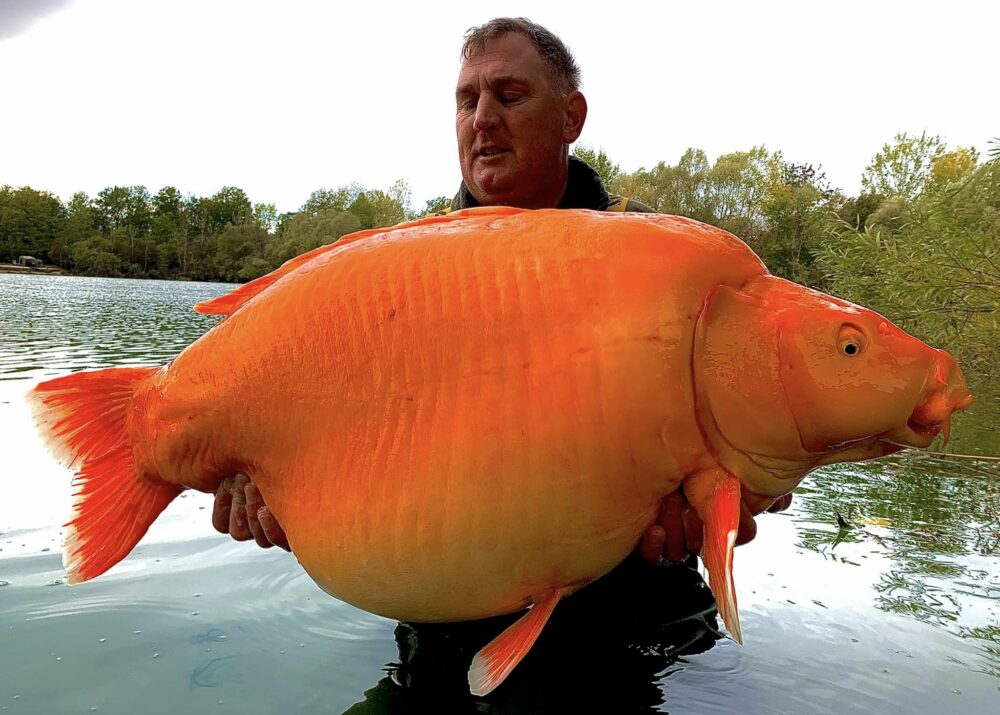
[468,589,562,697]
[683,468,743,644]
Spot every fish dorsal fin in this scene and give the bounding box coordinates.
[193,207,527,316]
[468,588,561,697]
[194,241,345,316]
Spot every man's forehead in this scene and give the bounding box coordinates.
[456,72,531,94]
[457,33,547,83]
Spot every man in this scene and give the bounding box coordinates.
[213,17,789,566]
[449,19,650,213]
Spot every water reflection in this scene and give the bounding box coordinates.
[344,558,720,714]
[790,451,1000,689]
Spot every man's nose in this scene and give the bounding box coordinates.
[472,94,500,131]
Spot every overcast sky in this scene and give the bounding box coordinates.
[1,0,996,213]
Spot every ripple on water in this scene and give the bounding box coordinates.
[0,274,229,381]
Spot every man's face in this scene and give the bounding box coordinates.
[455,33,586,209]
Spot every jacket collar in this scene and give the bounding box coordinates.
[450,155,610,211]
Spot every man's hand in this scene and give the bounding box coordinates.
[638,490,793,564]
[212,472,793,562]
[212,473,290,551]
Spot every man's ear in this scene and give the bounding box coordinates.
[562,90,587,143]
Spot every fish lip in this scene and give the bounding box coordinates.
[879,421,940,450]
[906,417,942,439]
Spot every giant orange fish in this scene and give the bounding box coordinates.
[29,208,972,695]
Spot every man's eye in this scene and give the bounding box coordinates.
[457,97,477,111]
[500,93,523,103]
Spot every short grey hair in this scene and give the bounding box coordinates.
[461,17,582,96]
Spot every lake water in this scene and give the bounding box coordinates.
[1,273,997,714]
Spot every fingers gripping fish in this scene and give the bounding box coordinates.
[28,208,972,695]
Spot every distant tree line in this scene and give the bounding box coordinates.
[0,179,450,283]
[1,132,996,368]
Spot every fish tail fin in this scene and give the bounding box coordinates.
[468,589,561,697]
[28,367,182,585]
[684,469,743,644]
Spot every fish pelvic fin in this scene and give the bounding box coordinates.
[468,588,562,697]
[28,367,182,585]
[683,469,744,644]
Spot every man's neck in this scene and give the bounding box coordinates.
[523,161,570,209]
[452,155,611,212]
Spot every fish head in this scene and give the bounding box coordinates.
[695,275,973,499]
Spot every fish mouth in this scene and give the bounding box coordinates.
[907,415,944,440]
[882,420,945,450]
[883,364,974,449]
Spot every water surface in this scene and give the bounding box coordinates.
[1,273,997,714]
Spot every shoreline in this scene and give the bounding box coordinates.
[0,265,235,284]
[0,264,63,276]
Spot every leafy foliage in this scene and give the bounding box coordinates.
[861,131,947,200]
[572,146,621,189]
[819,150,999,368]
[0,185,66,262]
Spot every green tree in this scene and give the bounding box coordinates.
[94,185,153,274]
[202,186,253,234]
[387,179,413,222]
[361,179,411,227]
[0,185,66,262]
[573,145,622,190]
[759,163,834,286]
[214,222,272,282]
[609,148,716,222]
[50,192,98,268]
[183,196,216,280]
[301,185,359,214]
[176,187,255,281]
[834,191,885,232]
[706,146,781,245]
[861,131,946,201]
[303,181,412,230]
[421,196,451,215]
[270,208,361,265]
[254,202,279,233]
[71,236,122,276]
[151,186,188,276]
[931,148,979,186]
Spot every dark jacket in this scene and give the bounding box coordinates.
[443,155,654,214]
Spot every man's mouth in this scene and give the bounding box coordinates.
[477,147,509,158]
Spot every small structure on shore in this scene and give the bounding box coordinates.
[16,256,43,268]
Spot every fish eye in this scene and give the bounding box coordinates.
[837,323,867,357]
